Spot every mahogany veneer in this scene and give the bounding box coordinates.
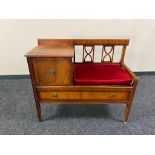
[25,39,138,123]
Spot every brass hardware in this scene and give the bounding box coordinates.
[49,69,56,76]
[53,92,58,98]
[110,93,116,98]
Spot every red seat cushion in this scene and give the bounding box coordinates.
[74,63,133,85]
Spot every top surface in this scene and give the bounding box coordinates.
[25,45,74,57]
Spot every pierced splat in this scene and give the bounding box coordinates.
[83,45,95,62]
[101,46,115,62]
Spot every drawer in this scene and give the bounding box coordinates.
[32,58,73,86]
[79,91,130,101]
[39,91,78,100]
[38,90,130,101]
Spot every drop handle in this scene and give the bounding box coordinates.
[110,93,116,98]
[52,92,58,98]
[49,69,56,76]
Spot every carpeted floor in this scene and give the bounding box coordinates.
[0,76,155,135]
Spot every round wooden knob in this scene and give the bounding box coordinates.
[53,92,58,97]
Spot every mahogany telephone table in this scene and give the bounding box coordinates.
[25,39,138,123]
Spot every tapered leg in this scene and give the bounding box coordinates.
[35,100,42,122]
[124,80,138,123]
[124,102,132,123]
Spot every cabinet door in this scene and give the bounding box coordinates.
[32,57,73,86]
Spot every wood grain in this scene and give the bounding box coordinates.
[27,58,42,122]
[25,45,74,57]
[38,90,130,101]
[36,85,133,91]
[31,57,73,86]
[25,38,138,123]
[38,39,129,46]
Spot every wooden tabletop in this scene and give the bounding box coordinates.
[25,45,74,57]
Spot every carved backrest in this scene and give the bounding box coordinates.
[38,39,129,63]
[80,45,115,63]
[74,39,129,63]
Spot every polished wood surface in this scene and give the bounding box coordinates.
[31,57,73,86]
[25,45,74,57]
[26,39,138,123]
[38,90,130,101]
[27,58,42,121]
[38,39,129,46]
[36,85,133,91]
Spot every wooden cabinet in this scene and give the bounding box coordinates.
[25,39,138,123]
[31,57,73,86]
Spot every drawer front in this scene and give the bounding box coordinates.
[39,91,78,100]
[38,90,130,101]
[32,58,73,86]
[79,91,129,101]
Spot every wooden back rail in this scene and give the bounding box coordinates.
[38,39,129,63]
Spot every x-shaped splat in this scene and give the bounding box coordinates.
[102,46,114,62]
[83,45,95,62]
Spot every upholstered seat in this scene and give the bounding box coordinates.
[74,63,133,85]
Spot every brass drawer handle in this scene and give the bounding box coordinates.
[110,93,116,98]
[52,92,58,98]
[49,69,56,76]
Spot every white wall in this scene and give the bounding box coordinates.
[0,19,155,75]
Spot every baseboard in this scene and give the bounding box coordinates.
[0,72,155,80]
[134,71,155,76]
[0,75,30,80]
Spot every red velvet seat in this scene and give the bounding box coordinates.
[74,63,133,85]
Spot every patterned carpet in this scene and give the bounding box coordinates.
[0,76,155,134]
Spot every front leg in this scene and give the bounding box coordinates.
[124,102,132,123]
